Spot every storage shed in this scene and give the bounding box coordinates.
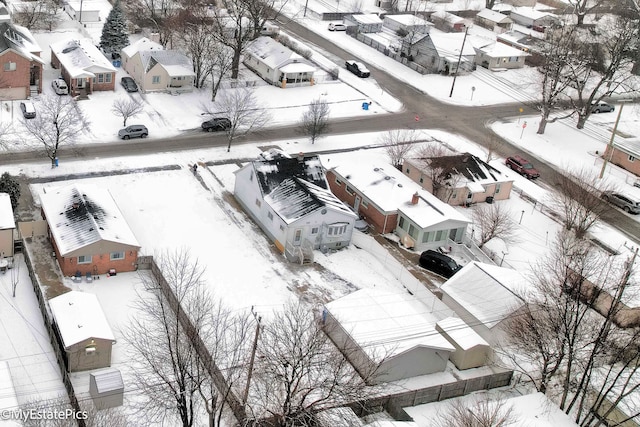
[90,369,124,409]
[383,14,432,34]
[345,14,383,33]
[436,317,492,370]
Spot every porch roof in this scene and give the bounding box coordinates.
[280,62,315,73]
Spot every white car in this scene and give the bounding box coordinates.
[328,23,347,31]
[52,78,68,95]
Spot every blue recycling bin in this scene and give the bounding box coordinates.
[54,157,59,167]
[112,60,121,67]
[362,102,369,110]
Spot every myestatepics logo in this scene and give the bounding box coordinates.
[0,409,88,421]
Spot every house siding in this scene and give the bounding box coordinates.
[605,146,640,177]
[0,228,13,257]
[64,337,113,372]
[0,50,32,99]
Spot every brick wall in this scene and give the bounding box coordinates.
[0,51,31,98]
[59,250,138,277]
[606,146,640,177]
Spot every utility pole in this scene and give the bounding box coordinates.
[449,27,469,98]
[599,100,629,179]
[242,307,261,407]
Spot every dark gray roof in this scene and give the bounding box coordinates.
[254,155,327,195]
[419,152,503,183]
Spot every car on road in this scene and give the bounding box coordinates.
[118,124,148,140]
[601,191,640,214]
[328,23,347,31]
[505,155,540,179]
[121,77,139,92]
[345,60,370,78]
[51,78,68,95]
[592,102,614,113]
[201,117,231,132]
[20,101,36,119]
[419,250,462,278]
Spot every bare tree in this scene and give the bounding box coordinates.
[247,302,383,426]
[22,394,128,427]
[21,96,90,167]
[209,44,234,101]
[412,142,458,200]
[203,87,270,152]
[111,98,145,126]
[12,0,59,31]
[433,397,517,427]
[123,0,181,47]
[472,203,518,248]
[10,253,20,297]
[209,2,256,79]
[567,0,606,26]
[550,167,613,239]
[380,129,419,169]
[485,135,502,163]
[298,98,330,144]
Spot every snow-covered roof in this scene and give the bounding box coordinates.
[39,184,140,256]
[245,37,314,71]
[91,369,124,393]
[121,37,163,58]
[612,138,640,158]
[48,291,115,348]
[351,14,383,24]
[331,158,470,227]
[510,7,557,21]
[431,10,465,24]
[0,361,20,425]
[325,288,455,360]
[441,261,527,328]
[0,22,44,64]
[476,9,513,24]
[141,50,195,77]
[264,178,355,224]
[50,38,116,79]
[383,14,431,27]
[0,193,14,230]
[280,62,316,73]
[428,32,476,58]
[436,317,489,350]
[254,155,328,194]
[475,41,530,58]
[409,153,511,189]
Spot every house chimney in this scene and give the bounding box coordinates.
[411,192,419,205]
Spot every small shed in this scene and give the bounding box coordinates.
[0,193,15,258]
[383,14,432,34]
[508,7,559,28]
[436,317,492,370]
[63,1,101,23]
[90,369,124,409]
[475,9,513,33]
[345,14,383,33]
[430,11,466,32]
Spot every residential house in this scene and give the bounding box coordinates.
[402,32,476,74]
[243,36,316,88]
[436,317,492,370]
[439,261,527,344]
[0,193,15,258]
[382,14,432,34]
[402,153,514,205]
[323,288,455,383]
[234,154,357,263]
[39,184,140,277]
[344,14,383,33]
[430,11,466,32]
[121,37,195,93]
[472,39,529,70]
[63,1,101,23]
[48,291,116,372]
[603,138,640,178]
[508,7,559,29]
[50,38,116,97]
[326,157,470,251]
[0,21,44,99]
[475,9,513,33]
[497,30,544,65]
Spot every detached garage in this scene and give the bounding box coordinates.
[436,317,492,370]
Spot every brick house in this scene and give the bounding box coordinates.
[39,184,140,277]
[0,21,44,99]
[50,38,116,97]
[604,138,640,178]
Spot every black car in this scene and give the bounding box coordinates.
[202,117,231,132]
[121,77,138,92]
[419,250,462,279]
[345,60,370,78]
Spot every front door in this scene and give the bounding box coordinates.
[354,196,361,212]
[77,78,85,89]
[293,229,302,246]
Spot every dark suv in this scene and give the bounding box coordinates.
[505,155,540,179]
[202,117,231,132]
[419,250,462,279]
[118,125,148,139]
[345,60,370,78]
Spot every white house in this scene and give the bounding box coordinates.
[243,37,316,88]
[508,7,560,29]
[323,288,455,383]
[234,154,357,264]
[440,261,527,344]
[472,39,529,70]
[382,14,432,34]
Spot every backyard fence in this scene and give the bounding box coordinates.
[353,33,430,75]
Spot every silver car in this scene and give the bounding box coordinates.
[602,191,640,214]
[118,125,148,140]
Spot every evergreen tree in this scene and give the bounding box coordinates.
[99,0,129,55]
[0,172,20,210]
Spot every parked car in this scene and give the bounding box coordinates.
[328,23,347,31]
[601,191,640,214]
[121,77,139,92]
[118,125,148,140]
[20,101,36,119]
[505,155,540,179]
[51,78,68,95]
[201,117,231,132]
[419,250,462,279]
[592,102,614,113]
[345,60,370,78]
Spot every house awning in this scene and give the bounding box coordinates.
[280,63,315,73]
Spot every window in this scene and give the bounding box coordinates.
[250,171,254,181]
[451,191,457,199]
[110,252,124,260]
[98,74,104,83]
[422,231,434,243]
[405,168,410,174]
[467,192,472,200]
[78,255,92,264]
[398,216,406,230]
[328,224,347,236]
[345,186,355,195]
[152,75,160,84]
[435,230,444,241]
[106,73,112,83]
[419,177,424,183]
[408,224,418,239]
[495,183,501,194]
[3,62,16,71]
[311,227,318,234]
[629,155,636,162]
[280,224,284,231]
[255,198,261,207]
[361,199,369,208]
[267,211,273,221]
[335,178,342,186]
[294,229,302,243]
